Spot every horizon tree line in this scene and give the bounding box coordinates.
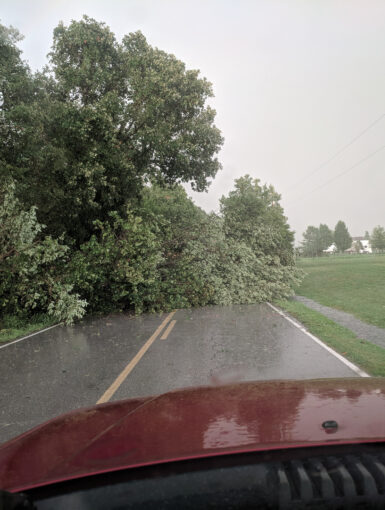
[300,222,385,256]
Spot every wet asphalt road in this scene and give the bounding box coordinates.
[0,304,358,444]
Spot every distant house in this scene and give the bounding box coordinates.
[345,237,372,254]
[323,243,337,254]
[323,238,372,254]
[360,239,372,253]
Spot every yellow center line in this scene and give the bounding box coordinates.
[96,311,176,404]
[160,320,176,340]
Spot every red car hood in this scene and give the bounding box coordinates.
[1,378,385,492]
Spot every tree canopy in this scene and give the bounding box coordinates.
[301,223,334,257]
[2,16,223,244]
[220,176,294,265]
[0,19,300,326]
[334,221,352,252]
[319,224,334,251]
[370,226,385,252]
[0,179,86,323]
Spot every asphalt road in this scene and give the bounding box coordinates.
[0,303,360,444]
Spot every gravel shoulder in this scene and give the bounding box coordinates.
[294,296,385,349]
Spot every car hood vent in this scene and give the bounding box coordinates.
[276,452,385,508]
[28,446,385,509]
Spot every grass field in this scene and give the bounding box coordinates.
[295,254,385,328]
[276,298,385,376]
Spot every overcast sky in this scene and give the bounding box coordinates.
[2,0,385,243]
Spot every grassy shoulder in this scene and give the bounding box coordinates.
[0,314,57,344]
[296,254,385,328]
[276,298,385,377]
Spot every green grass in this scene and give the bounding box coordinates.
[0,314,57,344]
[276,298,385,377]
[296,254,385,328]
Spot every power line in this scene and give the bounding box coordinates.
[288,112,385,192]
[287,143,385,206]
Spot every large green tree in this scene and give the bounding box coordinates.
[370,226,385,252]
[319,224,334,251]
[219,176,300,300]
[5,17,223,244]
[1,19,302,324]
[334,220,352,252]
[301,226,321,257]
[220,175,295,265]
[301,223,334,257]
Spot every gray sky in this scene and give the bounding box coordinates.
[2,0,385,243]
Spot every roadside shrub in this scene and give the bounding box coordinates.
[0,179,87,324]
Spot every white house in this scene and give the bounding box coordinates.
[323,243,337,254]
[356,239,372,253]
[345,237,372,254]
[323,238,372,254]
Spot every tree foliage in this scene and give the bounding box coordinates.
[219,176,300,299]
[353,240,363,253]
[137,185,215,308]
[334,221,352,252]
[301,223,333,257]
[220,176,295,265]
[319,224,334,251]
[370,226,385,252]
[3,16,223,244]
[301,226,321,257]
[0,18,300,328]
[68,209,162,314]
[136,182,300,309]
[0,179,86,324]
[0,23,33,109]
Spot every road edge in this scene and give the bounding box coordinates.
[0,323,61,350]
[266,302,370,378]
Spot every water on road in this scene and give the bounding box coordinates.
[0,304,358,443]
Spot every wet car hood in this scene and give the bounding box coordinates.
[1,377,385,492]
